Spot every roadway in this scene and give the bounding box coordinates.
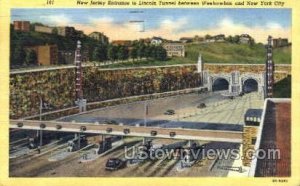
[60,91,264,128]
[9,90,264,177]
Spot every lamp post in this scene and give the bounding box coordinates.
[39,96,43,147]
[144,101,148,127]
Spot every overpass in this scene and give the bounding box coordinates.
[10,120,243,143]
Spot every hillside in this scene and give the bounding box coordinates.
[185,42,291,64]
[10,28,100,67]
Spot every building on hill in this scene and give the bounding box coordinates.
[213,34,225,42]
[205,34,225,43]
[179,37,194,43]
[56,26,84,37]
[111,40,131,46]
[163,42,185,57]
[139,38,151,45]
[35,25,54,34]
[272,38,289,48]
[151,37,164,45]
[13,21,30,32]
[193,35,205,43]
[240,34,252,44]
[88,32,109,45]
[57,26,75,37]
[25,44,58,65]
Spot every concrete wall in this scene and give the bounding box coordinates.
[204,64,291,83]
[10,64,291,119]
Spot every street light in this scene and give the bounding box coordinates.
[144,101,148,127]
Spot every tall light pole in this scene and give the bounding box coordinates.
[75,40,87,112]
[144,101,148,127]
[265,36,274,98]
[39,97,43,147]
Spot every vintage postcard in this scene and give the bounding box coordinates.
[0,0,299,185]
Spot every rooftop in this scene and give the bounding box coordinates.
[250,99,291,177]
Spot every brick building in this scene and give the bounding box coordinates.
[13,21,30,32]
[88,32,109,45]
[163,43,185,57]
[57,26,75,37]
[26,44,58,65]
[35,25,54,34]
[56,26,83,37]
[272,38,289,48]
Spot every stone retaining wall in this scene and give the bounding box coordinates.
[10,65,201,119]
[10,64,291,119]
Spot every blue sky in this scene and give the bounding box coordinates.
[11,8,291,43]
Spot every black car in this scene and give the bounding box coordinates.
[105,158,126,170]
[104,120,119,125]
[164,109,175,115]
[197,103,206,109]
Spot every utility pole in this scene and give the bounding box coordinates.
[144,101,148,127]
[75,40,87,112]
[265,36,274,98]
[39,97,43,147]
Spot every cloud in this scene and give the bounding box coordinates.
[40,14,72,26]
[159,17,188,33]
[266,22,283,29]
[89,16,114,25]
[73,16,290,44]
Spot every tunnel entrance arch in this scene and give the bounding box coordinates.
[212,78,230,92]
[243,78,259,93]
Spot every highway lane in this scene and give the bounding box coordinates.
[59,91,263,131]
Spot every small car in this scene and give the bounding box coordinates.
[105,158,126,171]
[197,103,206,109]
[104,120,119,125]
[164,109,175,115]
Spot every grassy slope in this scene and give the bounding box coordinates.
[185,42,291,64]
[101,42,291,68]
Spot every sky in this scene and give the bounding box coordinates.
[11,8,291,43]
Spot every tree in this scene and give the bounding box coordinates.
[12,44,26,67]
[92,45,107,62]
[232,35,240,44]
[144,46,152,59]
[249,38,255,46]
[117,46,129,61]
[150,45,156,59]
[225,35,233,43]
[205,34,212,40]
[155,46,167,61]
[130,47,138,61]
[108,45,118,62]
[25,49,38,65]
[137,44,145,59]
[52,27,58,35]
